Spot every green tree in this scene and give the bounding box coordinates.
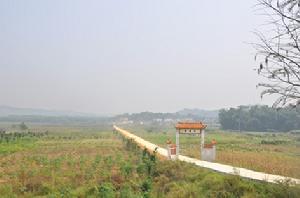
[219,105,300,131]
[19,122,28,130]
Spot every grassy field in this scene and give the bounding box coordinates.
[123,125,300,179]
[0,124,300,197]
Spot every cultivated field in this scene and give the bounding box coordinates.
[0,124,300,197]
[123,125,300,179]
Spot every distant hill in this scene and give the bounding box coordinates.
[0,105,95,117]
[0,106,219,125]
[176,108,219,118]
[113,108,219,124]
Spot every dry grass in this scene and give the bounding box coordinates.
[1,125,300,197]
[0,130,140,197]
[125,126,300,179]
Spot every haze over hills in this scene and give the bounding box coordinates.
[0,105,219,125]
[0,105,219,118]
[1,105,298,132]
[0,105,97,117]
[113,109,219,125]
[0,106,218,126]
[176,108,219,118]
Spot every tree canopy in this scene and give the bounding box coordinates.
[219,105,300,132]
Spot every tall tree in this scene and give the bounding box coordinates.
[19,122,28,130]
[218,105,300,132]
[254,0,300,108]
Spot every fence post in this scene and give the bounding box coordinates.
[200,129,205,158]
[176,129,179,158]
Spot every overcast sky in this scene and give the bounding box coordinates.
[0,0,274,115]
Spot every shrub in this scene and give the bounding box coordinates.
[121,162,133,178]
[98,182,115,198]
[58,186,72,198]
[140,179,152,198]
[120,185,136,198]
[261,140,287,145]
[0,184,16,197]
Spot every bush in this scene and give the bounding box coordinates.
[141,179,152,198]
[98,182,115,198]
[120,185,135,198]
[261,140,287,145]
[121,162,133,178]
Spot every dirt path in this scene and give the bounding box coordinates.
[114,125,300,185]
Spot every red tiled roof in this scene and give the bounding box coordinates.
[175,122,207,130]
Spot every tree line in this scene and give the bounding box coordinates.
[219,105,300,132]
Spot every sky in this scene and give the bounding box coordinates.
[0,0,274,115]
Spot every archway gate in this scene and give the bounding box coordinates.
[175,122,208,159]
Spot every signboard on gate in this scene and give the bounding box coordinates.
[175,122,206,134]
[178,129,201,134]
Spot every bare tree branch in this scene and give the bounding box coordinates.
[254,0,300,108]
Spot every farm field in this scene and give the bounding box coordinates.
[123,125,300,179]
[0,124,300,197]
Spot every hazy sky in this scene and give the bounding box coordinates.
[0,0,274,115]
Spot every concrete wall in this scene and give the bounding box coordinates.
[201,146,216,162]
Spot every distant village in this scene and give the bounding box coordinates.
[112,110,220,129]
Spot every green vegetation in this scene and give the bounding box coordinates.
[114,109,218,123]
[0,130,46,154]
[154,161,300,198]
[124,125,300,179]
[0,124,299,197]
[219,105,300,132]
[10,122,29,131]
